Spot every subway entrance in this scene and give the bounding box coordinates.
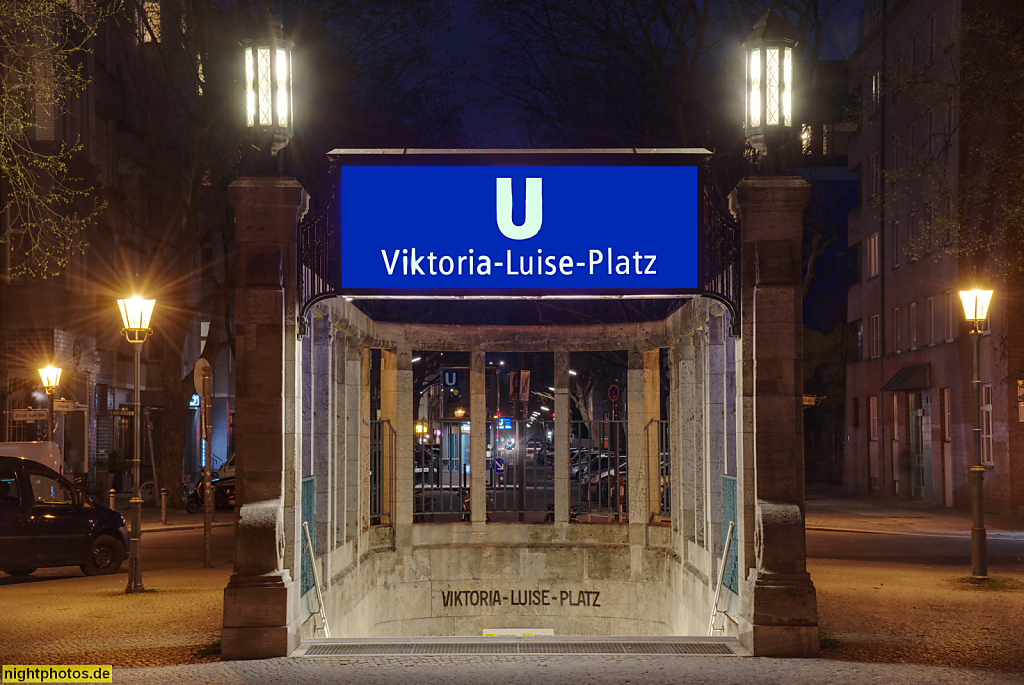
[221,150,819,659]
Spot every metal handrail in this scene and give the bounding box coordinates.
[707,521,736,636]
[302,521,331,637]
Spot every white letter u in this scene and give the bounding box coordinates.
[496,177,542,240]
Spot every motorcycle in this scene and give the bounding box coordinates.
[186,472,235,514]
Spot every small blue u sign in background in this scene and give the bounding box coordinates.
[338,165,698,293]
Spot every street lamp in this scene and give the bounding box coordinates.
[118,296,155,594]
[743,8,798,170]
[242,14,294,163]
[37,365,61,441]
[959,287,992,583]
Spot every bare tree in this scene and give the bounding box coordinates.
[0,0,120,276]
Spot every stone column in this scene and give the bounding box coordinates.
[675,336,696,548]
[553,351,570,523]
[470,351,487,523]
[344,336,362,543]
[627,349,648,545]
[380,349,397,526]
[394,346,414,546]
[707,311,727,560]
[729,177,818,657]
[311,313,333,578]
[222,177,307,660]
[644,348,661,519]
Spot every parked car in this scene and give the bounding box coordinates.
[213,453,235,479]
[0,455,129,576]
[414,445,441,487]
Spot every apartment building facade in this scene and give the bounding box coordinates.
[844,0,1024,513]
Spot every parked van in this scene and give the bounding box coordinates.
[0,455,129,576]
[0,442,63,475]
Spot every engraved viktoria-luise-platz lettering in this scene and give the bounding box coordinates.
[440,588,602,608]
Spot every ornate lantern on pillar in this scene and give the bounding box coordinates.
[242,15,294,167]
[743,9,798,170]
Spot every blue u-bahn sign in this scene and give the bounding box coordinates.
[332,151,705,297]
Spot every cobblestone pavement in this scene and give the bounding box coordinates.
[110,654,1024,684]
[3,490,1024,683]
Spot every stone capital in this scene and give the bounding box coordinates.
[729,177,811,244]
[229,177,309,245]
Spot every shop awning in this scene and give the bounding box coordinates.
[881,363,931,392]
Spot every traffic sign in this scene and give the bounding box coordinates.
[493,456,505,474]
[443,370,458,387]
[111,409,135,417]
[53,400,77,412]
[608,384,620,402]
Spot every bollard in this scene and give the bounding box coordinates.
[160,487,168,525]
[109,488,116,510]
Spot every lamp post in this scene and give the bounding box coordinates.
[118,296,156,594]
[743,8,798,172]
[38,365,61,441]
[241,14,294,172]
[959,287,993,583]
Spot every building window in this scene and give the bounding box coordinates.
[856,320,864,360]
[927,297,935,344]
[981,384,993,465]
[867,232,880,277]
[928,110,937,157]
[892,219,901,268]
[894,306,902,352]
[927,13,936,63]
[910,301,919,349]
[870,70,883,111]
[869,151,881,196]
[925,203,934,253]
[944,290,954,341]
[892,133,902,172]
[870,314,881,358]
[908,211,918,261]
[869,396,879,441]
[947,0,957,39]
[945,196,955,244]
[911,30,919,72]
[941,387,952,442]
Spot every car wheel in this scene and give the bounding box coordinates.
[3,569,36,576]
[186,494,201,514]
[81,535,124,576]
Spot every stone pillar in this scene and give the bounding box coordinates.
[394,346,414,546]
[553,351,570,523]
[470,351,487,523]
[675,336,696,547]
[380,349,397,526]
[729,177,818,657]
[627,349,648,545]
[707,311,727,559]
[344,336,362,543]
[644,348,661,519]
[311,313,333,581]
[222,177,307,660]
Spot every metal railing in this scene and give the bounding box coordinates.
[646,419,671,518]
[413,419,471,521]
[488,420,553,519]
[571,419,628,520]
[369,420,395,525]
